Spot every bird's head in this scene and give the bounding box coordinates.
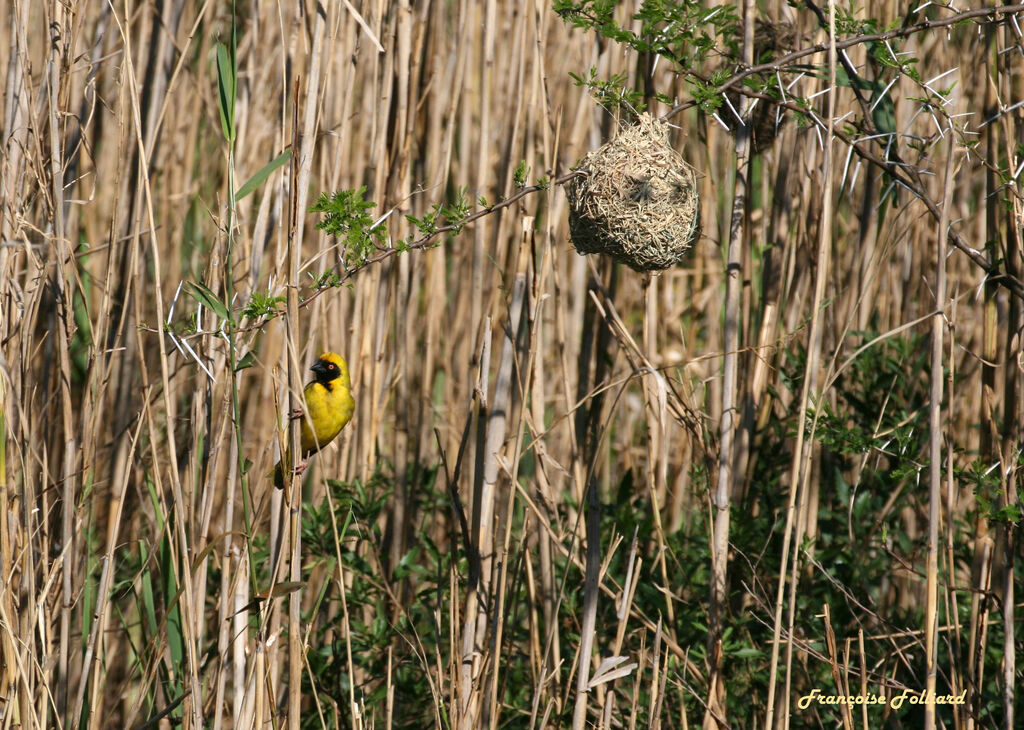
[311,352,350,388]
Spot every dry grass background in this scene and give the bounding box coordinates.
[1,0,1022,728]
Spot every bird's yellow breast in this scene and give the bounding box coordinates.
[299,378,355,456]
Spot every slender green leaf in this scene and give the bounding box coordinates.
[137,543,158,637]
[234,351,257,372]
[216,43,236,142]
[870,83,897,138]
[236,150,292,200]
[183,281,230,322]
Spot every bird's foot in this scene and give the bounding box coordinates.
[289,408,305,421]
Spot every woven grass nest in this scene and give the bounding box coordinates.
[567,113,700,272]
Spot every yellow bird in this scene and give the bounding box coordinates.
[273,352,355,488]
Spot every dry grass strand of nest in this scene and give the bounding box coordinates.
[567,113,700,272]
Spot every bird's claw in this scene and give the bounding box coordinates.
[289,408,305,421]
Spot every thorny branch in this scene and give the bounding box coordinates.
[666,2,1024,116]
[271,3,1024,321]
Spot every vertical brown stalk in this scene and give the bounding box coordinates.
[2,2,35,721]
[641,275,674,626]
[529,220,563,720]
[108,2,201,726]
[486,225,532,729]
[459,325,491,730]
[470,0,497,368]
[970,22,1000,728]
[766,4,838,728]
[286,5,325,727]
[45,3,78,727]
[570,261,616,730]
[388,0,414,592]
[924,129,953,730]
[571,473,602,730]
[707,0,754,725]
[997,38,1021,722]
[285,127,304,730]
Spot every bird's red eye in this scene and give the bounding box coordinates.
[328,363,336,370]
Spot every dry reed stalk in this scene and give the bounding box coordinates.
[765,6,838,728]
[821,603,854,730]
[570,466,602,730]
[288,7,329,714]
[969,19,1003,730]
[942,328,965,730]
[456,323,491,729]
[641,275,675,628]
[568,258,618,730]
[600,533,640,726]
[994,25,1021,727]
[123,3,202,726]
[706,1,756,725]
[482,224,532,729]
[527,225,565,721]
[924,126,954,730]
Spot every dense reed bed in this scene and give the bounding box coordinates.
[2,1,1022,728]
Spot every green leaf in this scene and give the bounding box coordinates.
[870,82,897,138]
[236,150,292,200]
[234,351,257,372]
[183,281,230,322]
[731,647,763,659]
[513,160,529,187]
[834,65,873,91]
[258,581,304,598]
[216,43,236,142]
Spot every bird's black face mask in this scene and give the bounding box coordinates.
[311,359,341,387]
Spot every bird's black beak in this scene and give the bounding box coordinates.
[311,360,328,376]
